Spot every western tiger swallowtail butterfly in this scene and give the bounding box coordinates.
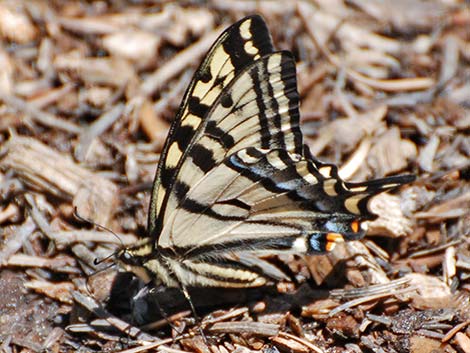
[117,15,414,312]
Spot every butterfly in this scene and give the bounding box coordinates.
[117,15,414,311]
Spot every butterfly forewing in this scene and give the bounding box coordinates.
[149,15,278,238]
[157,51,304,245]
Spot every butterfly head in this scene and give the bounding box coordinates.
[115,238,154,284]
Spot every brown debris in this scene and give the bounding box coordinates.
[410,335,444,353]
[54,54,136,87]
[102,30,161,68]
[0,2,468,352]
[367,193,414,237]
[455,332,470,353]
[367,126,417,177]
[271,335,311,353]
[208,321,279,337]
[0,3,37,43]
[398,273,454,310]
[138,98,170,143]
[0,135,118,226]
[24,279,74,304]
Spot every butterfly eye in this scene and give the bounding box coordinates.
[119,250,133,263]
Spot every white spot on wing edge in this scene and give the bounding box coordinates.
[323,179,337,196]
[244,41,259,56]
[267,53,282,73]
[266,151,287,169]
[238,148,263,164]
[347,185,368,192]
[239,18,253,40]
[319,166,332,177]
[295,163,318,184]
[155,186,166,212]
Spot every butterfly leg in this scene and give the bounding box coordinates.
[180,284,208,342]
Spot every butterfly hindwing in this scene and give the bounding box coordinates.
[159,147,413,255]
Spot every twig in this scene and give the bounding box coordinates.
[0,92,81,133]
[139,25,224,97]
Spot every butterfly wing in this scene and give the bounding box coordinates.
[148,15,303,239]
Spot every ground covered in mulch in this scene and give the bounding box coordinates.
[0,1,469,353]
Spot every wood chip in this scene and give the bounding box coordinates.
[397,273,453,310]
[367,127,417,176]
[455,332,470,353]
[0,135,118,226]
[0,3,37,43]
[367,193,414,237]
[54,54,136,87]
[24,279,74,304]
[272,335,310,353]
[208,322,279,337]
[102,30,161,67]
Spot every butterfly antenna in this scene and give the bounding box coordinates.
[73,207,125,265]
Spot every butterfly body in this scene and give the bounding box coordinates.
[117,15,414,292]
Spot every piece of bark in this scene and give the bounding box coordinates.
[54,54,136,87]
[102,30,161,67]
[349,0,448,32]
[0,47,13,94]
[0,3,37,43]
[0,217,36,264]
[272,335,311,353]
[0,135,118,226]
[366,193,414,237]
[397,273,453,310]
[24,279,74,304]
[180,336,212,353]
[313,105,387,156]
[74,103,124,162]
[367,127,417,176]
[208,321,279,337]
[418,134,440,172]
[415,191,470,223]
[455,332,470,353]
[306,241,390,287]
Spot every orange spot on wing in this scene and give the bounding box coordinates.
[325,241,336,252]
[326,233,344,243]
[325,233,344,252]
[351,220,360,233]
